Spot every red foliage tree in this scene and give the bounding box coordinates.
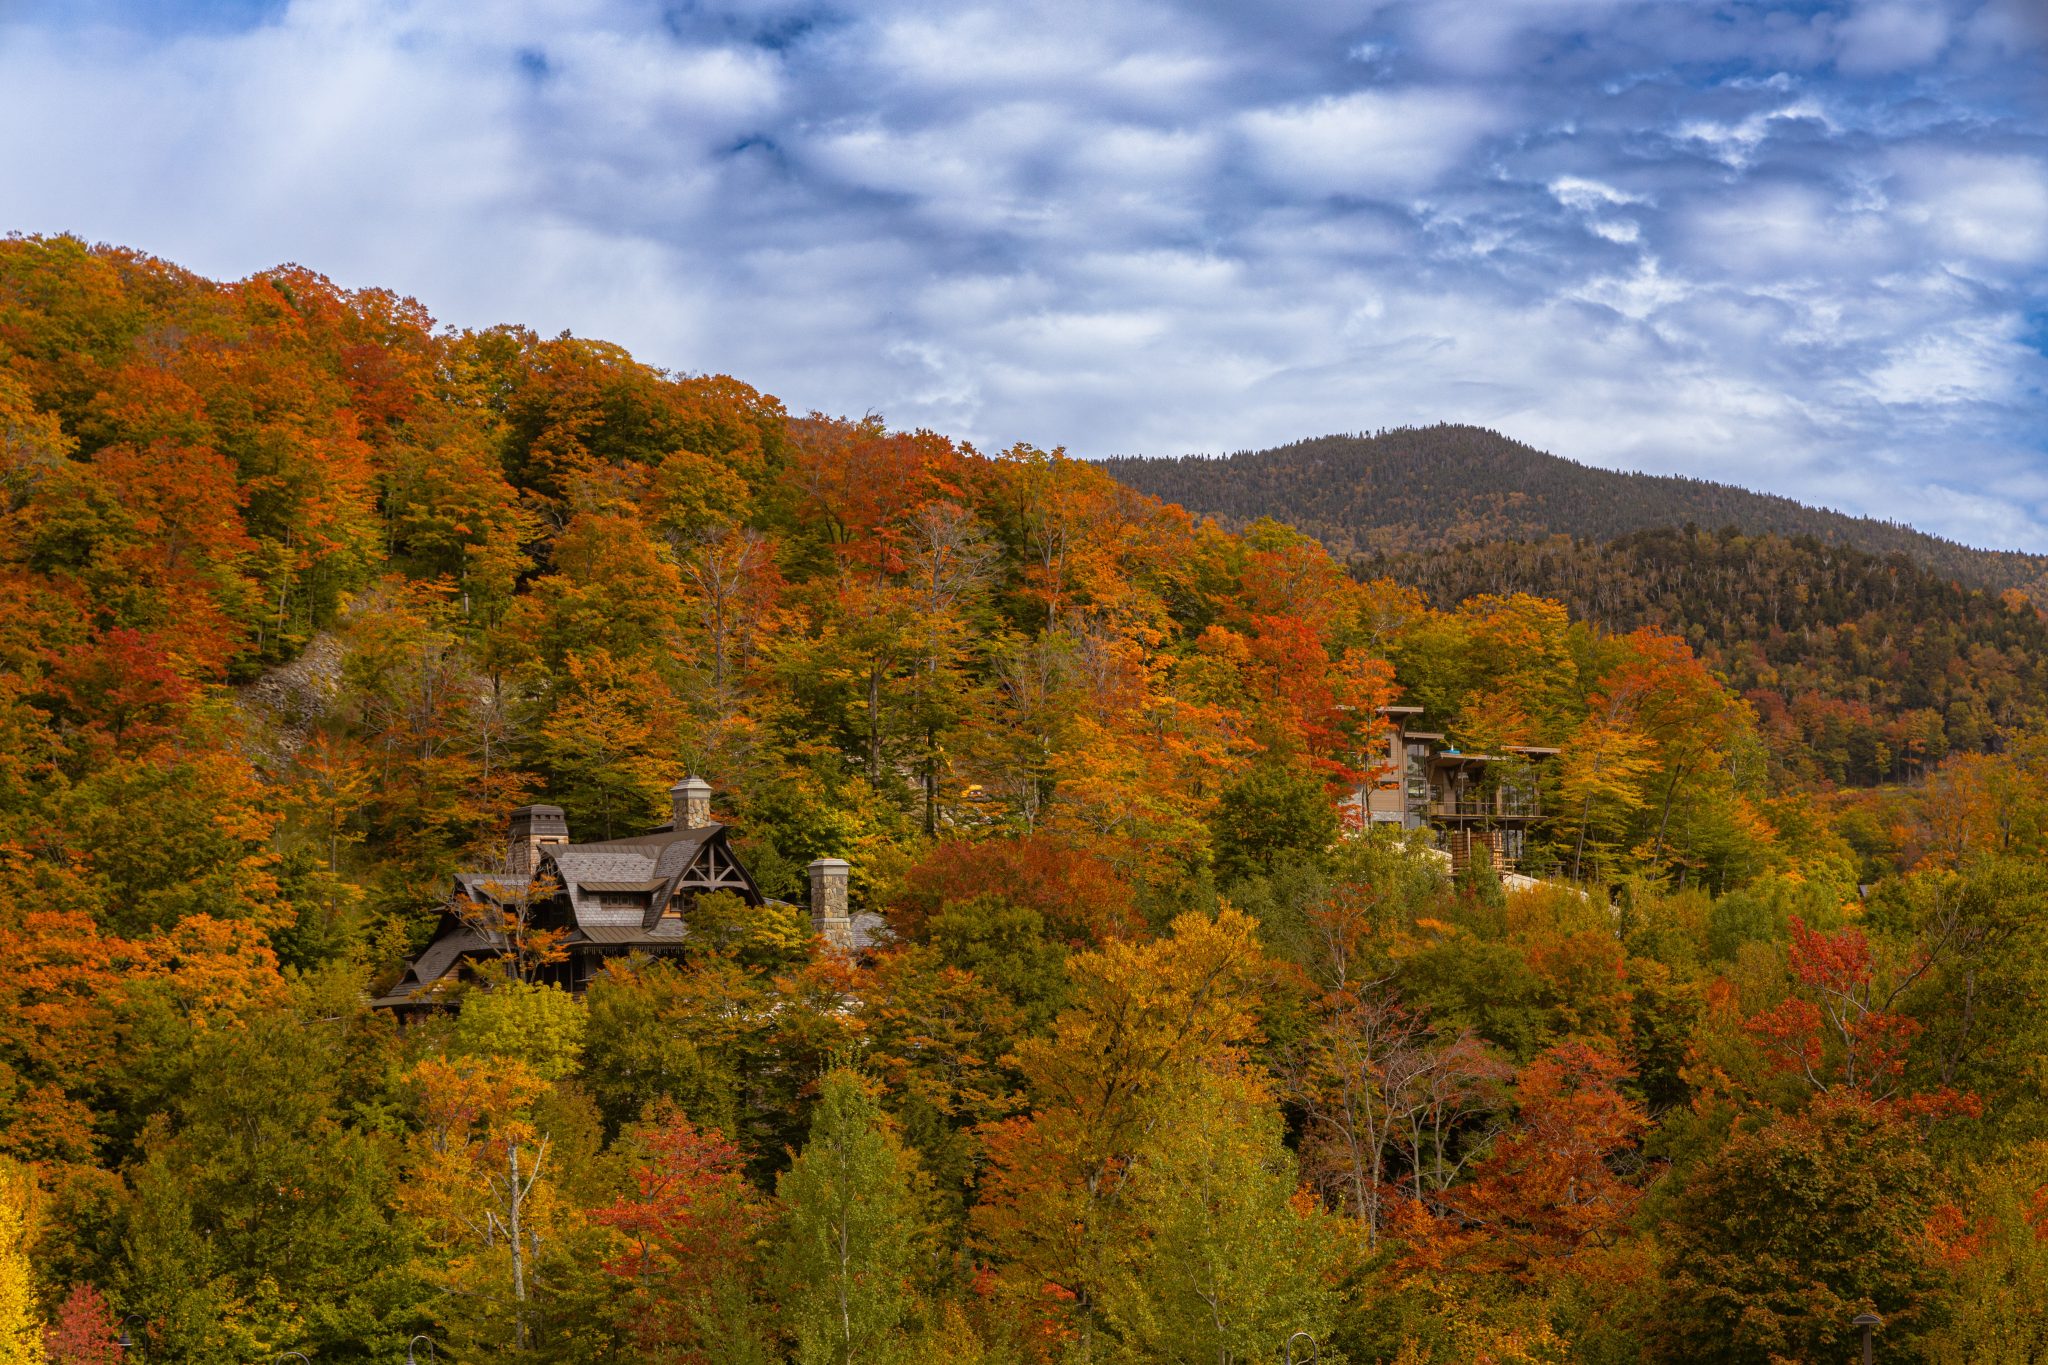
[1743,915,1971,1116]
[1426,1043,1650,1282]
[591,1108,765,1362]
[44,1282,121,1365]
[894,832,1140,944]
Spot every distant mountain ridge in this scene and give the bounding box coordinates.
[1100,425,2048,598]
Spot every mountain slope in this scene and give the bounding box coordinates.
[1363,525,2048,785]
[1100,425,2048,597]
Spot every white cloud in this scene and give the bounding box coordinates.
[0,0,2044,547]
[1836,0,1951,73]
[1675,98,1834,167]
[1683,182,1900,278]
[1549,175,1651,210]
[1891,149,2048,266]
[1240,88,1507,198]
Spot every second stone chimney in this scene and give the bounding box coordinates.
[507,804,569,877]
[671,775,713,830]
[807,857,853,949]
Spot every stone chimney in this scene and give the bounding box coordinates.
[507,804,569,877]
[671,775,713,830]
[807,857,853,950]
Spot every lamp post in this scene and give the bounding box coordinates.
[1853,1312,1882,1365]
[406,1336,438,1364]
[116,1315,144,1358]
[1284,1330,1319,1364]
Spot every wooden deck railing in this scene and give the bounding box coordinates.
[1430,797,1542,818]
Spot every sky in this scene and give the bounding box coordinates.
[2,0,2046,549]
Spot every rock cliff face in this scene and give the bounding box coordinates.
[234,631,345,763]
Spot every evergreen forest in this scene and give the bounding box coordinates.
[1104,427,2048,598]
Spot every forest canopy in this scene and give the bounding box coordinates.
[2,236,2045,1364]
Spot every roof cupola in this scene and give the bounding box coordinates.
[672,775,713,830]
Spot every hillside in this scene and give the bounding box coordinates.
[1363,526,2048,786]
[1102,425,2048,597]
[7,237,2048,1364]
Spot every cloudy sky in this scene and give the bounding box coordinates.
[3,0,2046,547]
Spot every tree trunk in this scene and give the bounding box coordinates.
[1572,747,1607,881]
[867,667,882,790]
[835,1130,854,1365]
[508,1140,529,1350]
[1650,760,1689,865]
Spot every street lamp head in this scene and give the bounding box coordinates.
[116,1314,144,1355]
[1853,1313,1884,1328]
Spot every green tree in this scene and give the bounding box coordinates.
[580,956,769,1146]
[1652,1096,1946,1364]
[1211,759,1338,885]
[1095,1069,1341,1365]
[1922,1144,2048,1363]
[117,1150,245,1363]
[113,983,417,1362]
[921,894,1071,1034]
[770,1069,927,1365]
[453,979,589,1083]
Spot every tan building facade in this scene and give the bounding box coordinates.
[1346,706,1557,875]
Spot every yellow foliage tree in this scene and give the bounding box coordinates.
[399,1056,564,1356]
[0,1157,41,1365]
[972,909,1272,1347]
[1557,718,1656,881]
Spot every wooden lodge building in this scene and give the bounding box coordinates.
[372,777,879,1013]
[1345,706,1559,875]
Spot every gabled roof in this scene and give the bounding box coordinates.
[539,823,762,932]
[376,816,777,1010]
[453,871,533,903]
[370,921,504,1008]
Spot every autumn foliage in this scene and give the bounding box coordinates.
[0,237,2042,1361]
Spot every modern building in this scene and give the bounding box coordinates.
[1345,706,1558,875]
[371,776,877,1013]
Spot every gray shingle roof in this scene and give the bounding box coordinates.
[377,821,767,1009]
[550,850,658,884]
[371,924,501,1006]
[454,871,533,902]
[547,825,722,930]
[575,923,689,945]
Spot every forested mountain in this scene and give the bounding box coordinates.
[5,236,2048,1365]
[1103,425,2048,597]
[1364,526,2048,787]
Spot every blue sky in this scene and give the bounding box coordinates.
[3,0,2046,548]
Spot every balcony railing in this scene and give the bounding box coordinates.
[1429,797,1543,819]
